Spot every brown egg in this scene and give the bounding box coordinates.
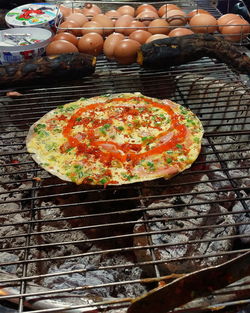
[158,4,181,17]
[187,9,211,21]
[135,4,157,16]
[217,14,243,31]
[220,18,250,42]
[105,10,121,24]
[168,27,194,37]
[58,21,82,36]
[124,20,145,35]
[189,14,217,33]
[148,19,170,35]
[163,10,187,27]
[65,13,88,27]
[136,11,159,26]
[82,3,102,17]
[92,14,114,35]
[78,33,103,56]
[81,20,104,35]
[117,5,135,17]
[103,32,125,59]
[115,15,134,34]
[52,32,78,46]
[72,8,83,14]
[145,34,169,43]
[129,30,152,44]
[46,40,78,55]
[59,5,72,18]
[113,38,141,64]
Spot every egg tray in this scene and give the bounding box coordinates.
[53,0,250,46]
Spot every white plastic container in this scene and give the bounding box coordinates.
[5,3,61,33]
[0,27,52,65]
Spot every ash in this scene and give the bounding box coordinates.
[0,199,92,277]
[134,175,236,275]
[232,192,250,245]
[43,249,146,298]
[0,100,147,305]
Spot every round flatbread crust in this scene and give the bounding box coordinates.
[26,92,203,185]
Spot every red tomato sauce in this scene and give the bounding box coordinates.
[60,97,187,165]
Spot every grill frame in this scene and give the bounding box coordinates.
[1,1,250,313]
[1,58,250,313]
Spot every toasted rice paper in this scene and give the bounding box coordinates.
[26,92,204,185]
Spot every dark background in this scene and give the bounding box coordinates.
[217,0,250,21]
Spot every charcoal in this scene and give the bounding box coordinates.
[134,175,236,275]
[0,252,18,274]
[232,193,250,245]
[43,249,146,299]
[0,72,249,312]
[0,304,17,313]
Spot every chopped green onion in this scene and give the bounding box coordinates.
[141,136,154,142]
[100,178,108,184]
[99,123,111,135]
[147,161,155,169]
[194,137,200,143]
[66,147,74,153]
[138,107,145,112]
[34,124,46,133]
[74,164,83,171]
[45,143,57,151]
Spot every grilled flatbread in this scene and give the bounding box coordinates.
[26,92,204,185]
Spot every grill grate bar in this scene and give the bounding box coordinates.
[0,238,249,285]
[16,179,38,312]
[0,194,248,229]
[207,136,250,211]
[2,100,249,116]
[0,217,249,254]
[0,223,248,262]
[0,199,249,236]
[0,249,249,302]
[1,81,248,104]
[1,2,250,310]
[0,171,249,197]
[1,232,250,277]
[0,182,249,204]
[2,88,246,113]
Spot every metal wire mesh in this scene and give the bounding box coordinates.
[53,0,250,45]
[0,0,250,312]
[0,53,250,313]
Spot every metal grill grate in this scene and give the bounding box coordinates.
[0,54,250,313]
[1,0,250,311]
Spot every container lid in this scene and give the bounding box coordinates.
[5,3,59,27]
[0,27,52,52]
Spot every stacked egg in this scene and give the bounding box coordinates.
[217,13,250,42]
[45,2,250,65]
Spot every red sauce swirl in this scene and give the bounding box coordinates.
[60,96,187,165]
